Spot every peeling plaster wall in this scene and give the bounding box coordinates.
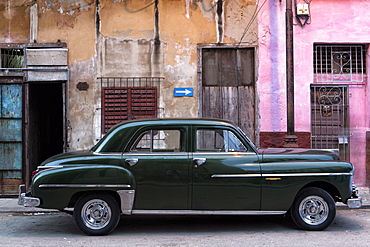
[37,0,96,62]
[99,38,164,77]
[224,0,257,43]
[36,0,98,150]
[0,0,259,152]
[0,0,30,42]
[68,58,100,150]
[160,1,215,118]
[100,0,155,39]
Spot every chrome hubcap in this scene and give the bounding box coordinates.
[299,195,329,225]
[81,199,111,230]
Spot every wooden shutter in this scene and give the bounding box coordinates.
[102,87,157,133]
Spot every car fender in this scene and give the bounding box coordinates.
[260,161,354,210]
[32,165,136,210]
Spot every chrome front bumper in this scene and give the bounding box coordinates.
[347,198,362,208]
[18,185,40,207]
[347,184,362,209]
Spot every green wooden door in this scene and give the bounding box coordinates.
[0,83,22,183]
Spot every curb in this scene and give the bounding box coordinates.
[0,198,58,213]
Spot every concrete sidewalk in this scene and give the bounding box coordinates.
[0,198,58,213]
[0,187,368,213]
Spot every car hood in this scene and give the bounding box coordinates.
[257,148,340,162]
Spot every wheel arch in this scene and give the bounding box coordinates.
[299,181,340,202]
[68,190,122,209]
[68,189,135,215]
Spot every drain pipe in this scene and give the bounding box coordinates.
[284,0,298,148]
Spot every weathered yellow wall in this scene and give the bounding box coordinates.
[160,1,217,118]
[224,0,257,43]
[0,0,258,151]
[37,1,96,62]
[100,1,154,39]
[0,0,30,42]
[33,1,98,149]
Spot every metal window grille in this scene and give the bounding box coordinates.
[0,49,24,68]
[313,45,367,84]
[99,77,163,133]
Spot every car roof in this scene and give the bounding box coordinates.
[93,118,255,153]
[111,118,237,129]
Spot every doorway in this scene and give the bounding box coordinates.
[199,47,256,142]
[26,83,65,184]
[311,85,350,161]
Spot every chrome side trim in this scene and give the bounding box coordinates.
[195,152,257,155]
[39,184,131,188]
[211,173,353,178]
[123,152,188,156]
[117,190,135,215]
[212,174,261,178]
[262,173,353,177]
[131,210,286,215]
[37,165,61,170]
[92,152,121,156]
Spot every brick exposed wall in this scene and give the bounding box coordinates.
[259,132,311,149]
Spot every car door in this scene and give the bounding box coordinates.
[123,126,191,210]
[192,127,261,210]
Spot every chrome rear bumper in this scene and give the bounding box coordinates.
[18,185,40,207]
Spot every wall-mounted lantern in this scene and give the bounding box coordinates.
[297,4,309,15]
[295,1,311,27]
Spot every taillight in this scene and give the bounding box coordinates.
[31,169,40,179]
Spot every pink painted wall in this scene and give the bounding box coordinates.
[258,0,370,185]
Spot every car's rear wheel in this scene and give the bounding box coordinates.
[74,193,120,235]
[290,187,336,231]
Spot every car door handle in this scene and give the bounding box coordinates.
[125,158,138,166]
[193,158,206,166]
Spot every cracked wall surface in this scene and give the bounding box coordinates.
[0,0,258,151]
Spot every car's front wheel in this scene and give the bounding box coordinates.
[290,187,336,231]
[74,193,121,235]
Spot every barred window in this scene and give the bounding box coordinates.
[313,44,367,84]
[1,49,24,68]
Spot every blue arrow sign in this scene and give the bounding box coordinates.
[174,87,193,97]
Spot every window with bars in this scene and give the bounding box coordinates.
[1,49,24,68]
[100,77,162,134]
[313,44,367,84]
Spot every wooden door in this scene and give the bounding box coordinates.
[201,48,256,142]
[0,82,23,193]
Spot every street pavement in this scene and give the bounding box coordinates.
[1,187,369,213]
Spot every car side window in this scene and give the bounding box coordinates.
[196,129,247,152]
[130,129,184,153]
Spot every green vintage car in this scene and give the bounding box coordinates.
[19,118,361,235]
